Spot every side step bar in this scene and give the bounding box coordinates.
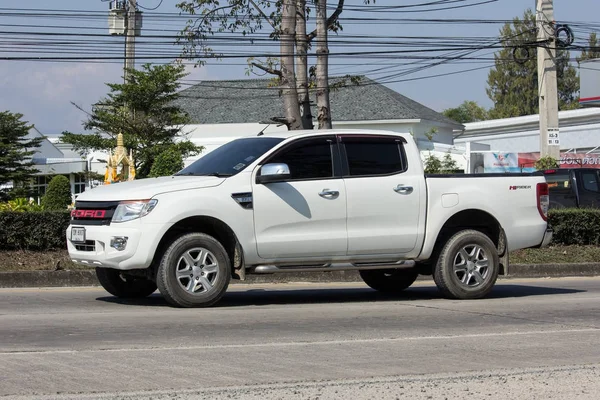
[249,260,416,274]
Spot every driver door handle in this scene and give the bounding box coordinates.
[319,189,339,198]
[394,185,413,195]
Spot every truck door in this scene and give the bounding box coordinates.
[340,135,422,256]
[252,136,348,259]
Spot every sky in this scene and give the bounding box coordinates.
[0,0,599,134]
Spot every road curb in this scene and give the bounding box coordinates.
[0,263,599,288]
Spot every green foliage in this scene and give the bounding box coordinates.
[423,153,442,174]
[0,211,71,251]
[0,111,42,199]
[41,175,72,210]
[441,153,459,173]
[0,198,43,212]
[424,152,459,174]
[442,100,490,123]
[535,156,559,170]
[61,63,202,178]
[149,148,185,177]
[549,209,600,246]
[486,9,579,119]
[424,127,438,141]
[577,32,600,63]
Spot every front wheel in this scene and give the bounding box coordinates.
[433,229,499,299]
[156,233,231,308]
[359,268,419,293]
[95,267,157,298]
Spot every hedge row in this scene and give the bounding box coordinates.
[0,208,599,251]
[0,211,71,251]
[548,208,600,246]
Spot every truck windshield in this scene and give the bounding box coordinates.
[175,137,285,177]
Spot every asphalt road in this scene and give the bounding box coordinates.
[1,277,600,399]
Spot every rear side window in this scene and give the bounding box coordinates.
[343,137,406,176]
[545,170,571,194]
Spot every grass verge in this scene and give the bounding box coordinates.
[1,246,599,272]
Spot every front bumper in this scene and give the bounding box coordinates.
[66,222,167,270]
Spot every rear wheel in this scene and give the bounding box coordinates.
[156,233,231,308]
[95,267,157,298]
[359,268,419,293]
[433,229,499,299]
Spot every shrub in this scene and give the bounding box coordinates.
[149,148,184,177]
[0,198,43,212]
[0,211,71,251]
[424,152,459,174]
[548,208,600,246]
[41,175,72,210]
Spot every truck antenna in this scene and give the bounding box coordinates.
[257,124,271,136]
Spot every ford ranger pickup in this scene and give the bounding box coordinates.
[67,129,553,307]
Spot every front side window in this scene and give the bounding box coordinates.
[581,171,600,192]
[267,137,334,180]
[176,137,284,177]
[343,137,406,176]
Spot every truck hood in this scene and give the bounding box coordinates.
[75,176,224,202]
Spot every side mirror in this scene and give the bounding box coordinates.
[256,163,291,184]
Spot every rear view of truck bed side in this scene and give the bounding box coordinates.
[414,173,552,299]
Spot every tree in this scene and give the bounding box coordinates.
[486,9,579,119]
[149,148,185,177]
[176,0,370,130]
[577,32,600,63]
[61,63,202,178]
[41,175,72,210]
[0,111,42,200]
[442,101,490,123]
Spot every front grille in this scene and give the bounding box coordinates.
[75,240,96,252]
[71,201,119,226]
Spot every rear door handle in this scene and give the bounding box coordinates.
[394,185,413,194]
[319,189,339,198]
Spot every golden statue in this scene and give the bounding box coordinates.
[104,133,136,184]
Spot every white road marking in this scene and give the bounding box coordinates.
[3,327,598,356]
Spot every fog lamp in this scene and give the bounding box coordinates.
[110,236,129,251]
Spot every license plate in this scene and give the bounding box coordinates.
[71,227,86,243]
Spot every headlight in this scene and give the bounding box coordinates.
[112,199,158,223]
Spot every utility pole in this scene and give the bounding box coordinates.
[124,0,137,81]
[536,0,560,159]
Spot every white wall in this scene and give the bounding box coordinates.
[455,108,600,153]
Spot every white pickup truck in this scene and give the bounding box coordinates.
[67,129,552,307]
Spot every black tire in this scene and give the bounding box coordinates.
[433,229,499,300]
[156,232,231,308]
[95,267,157,298]
[359,268,419,293]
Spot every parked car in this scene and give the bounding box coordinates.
[66,129,552,307]
[543,168,600,208]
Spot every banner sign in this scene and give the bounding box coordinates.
[483,152,600,173]
[518,152,600,171]
[483,152,521,173]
